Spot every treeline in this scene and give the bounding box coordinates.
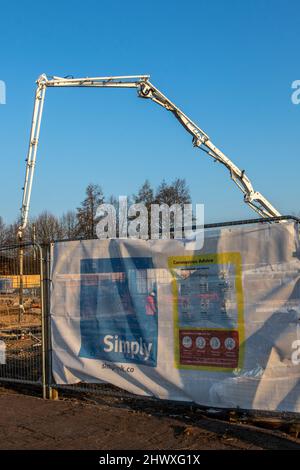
[0,178,191,245]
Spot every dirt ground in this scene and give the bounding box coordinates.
[0,386,300,450]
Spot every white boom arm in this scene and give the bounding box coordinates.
[18,74,281,238]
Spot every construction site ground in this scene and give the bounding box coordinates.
[0,384,300,450]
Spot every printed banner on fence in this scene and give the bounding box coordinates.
[50,221,300,413]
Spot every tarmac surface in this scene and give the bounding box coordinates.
[0,386,300,450]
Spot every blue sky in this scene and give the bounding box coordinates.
[0,0,299,224]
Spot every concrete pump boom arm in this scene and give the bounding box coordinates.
[138,81,280,219]
[18,74,280,238]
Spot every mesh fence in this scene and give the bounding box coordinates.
[0,216,299,402]
[48,215,300,403]
[0,244,43,384]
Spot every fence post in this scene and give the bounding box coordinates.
[40,243,48,399]
[41,243,58,400]
[18,243,24,323]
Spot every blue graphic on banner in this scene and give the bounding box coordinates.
[79,257,158,366]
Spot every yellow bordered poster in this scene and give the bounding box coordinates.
[168,252,245,371]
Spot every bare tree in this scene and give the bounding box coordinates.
[76,184,104,238]
[155,178,191,206]
[153,178,191,237]
[2,220,21,245]
[133,180,155,209]
[133,178,191,238]
[132,180,155,238]
[0,216,7,245]
[59,211,78,240]
[32,211,62,244]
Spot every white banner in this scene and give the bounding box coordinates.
[50,221,300,412]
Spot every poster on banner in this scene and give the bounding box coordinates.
[50,221,300,413]
[168,253,244,371]
[79,257,158,366]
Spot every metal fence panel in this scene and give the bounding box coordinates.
[0,244,43,385]
[48,216,300,411]
[0,215,299,405]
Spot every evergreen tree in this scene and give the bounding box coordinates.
[76,184,104,238]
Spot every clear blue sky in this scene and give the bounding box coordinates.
[0,0,299,224]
